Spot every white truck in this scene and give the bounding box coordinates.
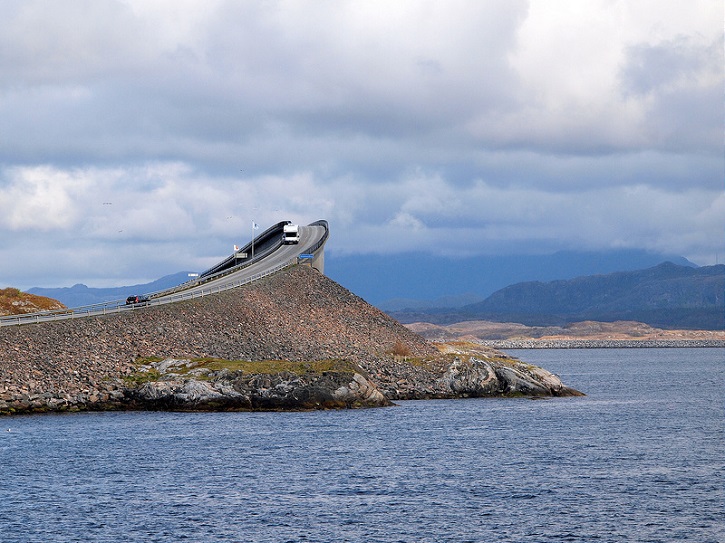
[282,224,300,244]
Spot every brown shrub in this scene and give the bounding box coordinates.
[389,340,412,358]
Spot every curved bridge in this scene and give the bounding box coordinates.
[200,220,327,278]
[0,220,329,327]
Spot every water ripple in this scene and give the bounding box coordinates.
[0,348,723,543]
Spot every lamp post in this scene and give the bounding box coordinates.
[251,220,259,259]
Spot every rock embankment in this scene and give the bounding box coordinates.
[479,339,725,349]
[127,358,390,411]
[0,266,581,415]
[408,319,725,348]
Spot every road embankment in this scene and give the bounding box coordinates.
[479,339,725,349]
[0,266,582,415]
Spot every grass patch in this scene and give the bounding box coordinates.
[123,368,161,385]
[124,357,363,389]
[131,356,360,377]
[135,356,164,366]
[124,356,165,386]
[404,356,441,370]
[190,357,359,375]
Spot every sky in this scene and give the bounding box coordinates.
[1,0,723,289]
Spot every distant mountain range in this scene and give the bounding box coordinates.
[24,251,722,331]
[26,249,692,309]
[388,262,725,330]
[325,248,696,309]
[27,271,193,308]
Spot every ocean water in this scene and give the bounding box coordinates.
[0,348,722,543]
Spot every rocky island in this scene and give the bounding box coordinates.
[408,319,725,348]
[0,266,581,415]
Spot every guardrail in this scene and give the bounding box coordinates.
[306,220,329,255]
[153,220,326,298]
[200,220,291,279]
[0,220,330,328]
[0,257,300,327]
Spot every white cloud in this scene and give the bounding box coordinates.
[0,158,722,288]
[0,0,722,289]
[475,0,725,154]
[0,166,87,230]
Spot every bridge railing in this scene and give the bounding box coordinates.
[305,220,329,256]
[0,257,300,327]
[0,220,329,328]
[199,220,290,279]
[132,256,299,310]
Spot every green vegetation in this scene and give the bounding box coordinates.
[130,355,360,380]
[123,368,161,385]
[135,356,164,365]
[403,356,441,371]
[189,357,359,375]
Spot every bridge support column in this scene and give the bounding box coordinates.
[312,249,324,274]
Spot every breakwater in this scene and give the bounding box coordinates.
[479,339,725,349]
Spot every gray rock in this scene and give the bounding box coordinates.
[439,357,500,396]
[333,373,388,404]
[494,367,550,396]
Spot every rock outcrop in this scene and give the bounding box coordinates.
[0,288,66,316]
[124,358,391,410]
[0,266,581,415]
[432,343,580,398]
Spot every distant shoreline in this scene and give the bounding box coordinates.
[406,320,725,349]
[479,339,725,349]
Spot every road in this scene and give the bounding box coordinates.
[0,222,328,327]
[167,223,327,298]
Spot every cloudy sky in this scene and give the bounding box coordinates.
[1,0,722,289]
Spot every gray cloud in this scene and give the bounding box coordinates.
[620,35,723,152]
[0,0,722,288]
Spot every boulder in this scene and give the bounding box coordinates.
[123,359,392,411]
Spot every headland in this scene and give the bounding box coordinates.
[0,266,582,415]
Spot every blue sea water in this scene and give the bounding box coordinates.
[0,348,722,543]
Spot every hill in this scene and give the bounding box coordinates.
[389,262,725,330]
[0,266,580,415]
[0,288,66,316]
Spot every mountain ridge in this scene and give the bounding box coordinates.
[24,249,696,309]
[389,262,724,330]
[27,271,193,307]
[326,249,696,308]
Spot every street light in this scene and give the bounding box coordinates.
[251,220,259,259]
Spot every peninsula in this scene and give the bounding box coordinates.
[0,266,581,415]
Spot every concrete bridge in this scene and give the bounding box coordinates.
[0,220,329,327]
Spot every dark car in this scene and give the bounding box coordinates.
[125,294,150,305]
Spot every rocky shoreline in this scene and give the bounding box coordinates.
[480,339,725,349]
[0,267,582,416]
[406,320,725,348]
